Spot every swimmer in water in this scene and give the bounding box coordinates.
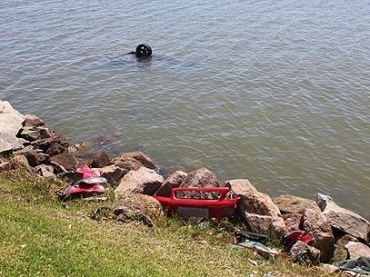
[127,43,153,60]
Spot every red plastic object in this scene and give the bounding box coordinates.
[154,187,240,218]
[59,166,107,201]
[283,230,313,250]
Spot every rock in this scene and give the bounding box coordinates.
[114,167,164,198]
[155,170,188,197]
[114,193,163,218]
[89,151,111,168]
[273,194,319,214]
[345,241,370,260]
[180,167,219,188]
[0,100,25,153]
[34,164,55,177]
[226,179,286,238]
[23,114,46,127]
[50,151,78,172]
[290,240,321,266]
[11,154,33,173]
[316,193,370,243]
[302,207,335,262]
[14,146,49,167]
[282,213,303,234]
[97,164,126,183]
[113,151,158,171]
[332,234,358,263]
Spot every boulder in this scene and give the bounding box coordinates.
[316,193,370,243]
[23,114,46,127]
[155,170,188,197]
[180,167,219,188]
[345,241,370,260]
[302,207,335,262]
[114,167,164,198]
[290,240,321,266]
[113,151,158,171]
[282,213,303,234]
[226,179,286,238]
[0,100,25,153]
[273,194,319,214]
[89,151,111,168]
[96,164,126,183]
[332,234,358,263]
[14,146,49,167]
[50,151,78,172]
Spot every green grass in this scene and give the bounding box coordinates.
[0,170,342,277]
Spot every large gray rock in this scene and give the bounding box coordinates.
[273,194,319,214]
[0,100,25,153]
[227,179,286,238]
[345,241,370,260]
[115,167,164,198]
[302,207,335,262]
[155,170,188,197]
[290,240,321,266]
[316,193,370,243]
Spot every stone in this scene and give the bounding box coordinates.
[273,194,319,214]
[89,151,111,168]
[316,193,370,243]
[0,100,25,153]
[113,151,158,170]
[345,241,370,260]
[302,207,335,263]
[226,179,286,238]
[332,234,358,263]
[290,240,321,266]
[180,167,219,188]
[114,167,164,198]
[155,170,188,197]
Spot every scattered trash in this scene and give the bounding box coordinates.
[336,256,370,275]
[154,187,240,219]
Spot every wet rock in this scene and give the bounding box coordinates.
[155,170,188,197]
[114,167,164,198]
[316,193,370,243]
[227,179,286,238]
[290,240,321,266]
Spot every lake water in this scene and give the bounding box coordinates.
[1,0,370,218]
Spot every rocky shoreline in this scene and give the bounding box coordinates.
[1,99,370,276]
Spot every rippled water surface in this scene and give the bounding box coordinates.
[1,0,370,217]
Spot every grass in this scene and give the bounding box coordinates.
[0,169,343,277]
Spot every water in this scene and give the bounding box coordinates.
[1,0,370,218]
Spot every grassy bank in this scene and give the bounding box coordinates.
[0,170,340,277]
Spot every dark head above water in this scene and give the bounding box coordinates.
[128,43,152,59]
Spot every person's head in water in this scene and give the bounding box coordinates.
[135,44,152,59]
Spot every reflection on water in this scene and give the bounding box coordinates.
[1,0,370,218]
